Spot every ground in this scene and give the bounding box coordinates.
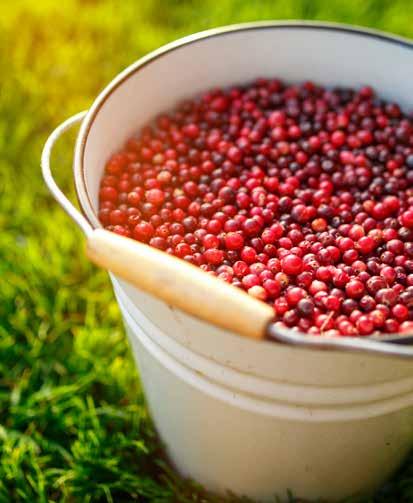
[1,0,413,501]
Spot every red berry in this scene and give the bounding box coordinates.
[204,248,224,265]
[375,288,398,307]
[281,255,303,275]
[311,218,328,232]
[286,287,306,306]
[331,130,346,147]
[323,295,341,311]
[387,239,404,254]
[297,298,315,317]
[233,261,249,277]
[109,209,127,226]
[356,315,374,335]
[392,304,409,321]
[242,274,260,289]
[309,280,328,295]
[346,280,365,299]
[183,123,200,138]
[370,309,386,327]
[243,218,262,237]
[133,221,154,241]
[380,266,396,284]
[357,236,376,254]
[401,210,413,228]
[203,234,220,249]
[113,225,131,237]
[99,186,118,202]
[384,319,400,333]
[262,279,281,297]
[175,242,192,258]
[241,247,257,264]
[225,232,244,250]
[274,297,289,316]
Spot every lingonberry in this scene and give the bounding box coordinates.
[375,288,398,307]
[385,319,400,333]
[203,233,220,249]
[99,78,413,337]
[401,210,413,228]
[286,287,306,306]
[224,232,244,250]
[323,295,341,311]
[357,236,376,254]
[359,295,376,312]
[283,309,299,327]
[392,303,409,321]
[204,248,224,265]
[241,246,257,264]
[297,298,315,317]
[346,280,365,299]
[100,186,118,202]
[133,221,154,241]
[281,254,303,275]
[274,297,289,316]
[262,279,281,298]
[356,315,374,335]
[233,260,249,277]
[380,266,397,284]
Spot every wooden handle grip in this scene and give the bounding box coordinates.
[86,229,273,340]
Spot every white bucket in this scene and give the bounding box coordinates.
[43,22,413,502]
[121,300,413,502]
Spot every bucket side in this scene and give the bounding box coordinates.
[123,306,413,502]
[113,276,413,388]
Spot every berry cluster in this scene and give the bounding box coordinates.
[99,79,413,336]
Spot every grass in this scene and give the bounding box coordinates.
[2,0,413,501]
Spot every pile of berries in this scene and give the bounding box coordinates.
[99,78,413,337]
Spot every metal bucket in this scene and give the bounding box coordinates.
[42,22,413,502]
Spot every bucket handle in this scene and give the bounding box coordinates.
[41,114,274,341]
[41,111,92,237]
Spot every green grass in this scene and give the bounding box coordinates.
[2,0,413,501]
